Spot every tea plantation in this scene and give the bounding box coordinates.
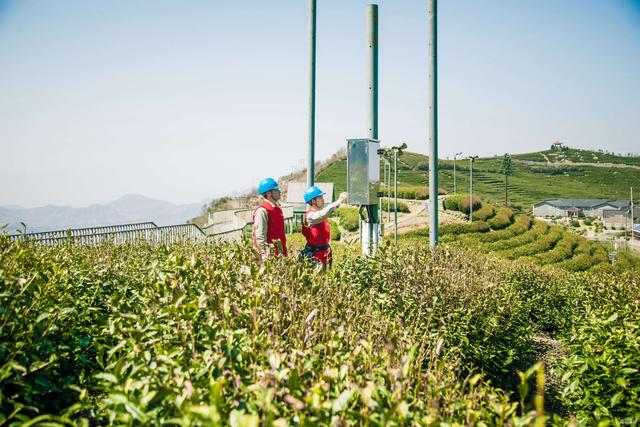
[316,148,640,211]
[1,231,638,425]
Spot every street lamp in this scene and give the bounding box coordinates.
[468,155,479,222]
[453,152,462,195]
[382,157,392,223]
[390,143,407,243]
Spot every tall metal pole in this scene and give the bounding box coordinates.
[387,160,391,223]
[394,150,398,243]
[362,3,379,256]
[632,187,634,224]
[453,156,457,195]
[453,151,461,195]
[307,0,317,187]
[632,187,635,242]
[368,4,378,140]
[427,0,438,248]
[469,157,474,222]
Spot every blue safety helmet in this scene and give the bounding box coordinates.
[258,178,280,195]
[304,186,325,204]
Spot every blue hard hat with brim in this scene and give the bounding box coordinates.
[304,186,325,204]
[258,178,280,195]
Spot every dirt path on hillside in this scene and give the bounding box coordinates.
[387,198,467,234]
[541,153,551,164]
[514,159,640,170]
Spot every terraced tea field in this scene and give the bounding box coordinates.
[403,205,640,274]
[1,226,639,425]
[316,148,640,211]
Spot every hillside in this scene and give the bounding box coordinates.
[1,194,203,233]
[316,146,640,210]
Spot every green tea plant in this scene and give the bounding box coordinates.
[336,208,359,232]
[1,231,638,425]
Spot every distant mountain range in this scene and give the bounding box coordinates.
[0,194,205,234]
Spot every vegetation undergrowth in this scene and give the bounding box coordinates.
[1,234,638,425]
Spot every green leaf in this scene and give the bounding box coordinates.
[94,372,118,383]
[610,392,624,407]
[332,388,356,413]
[229,410,259,427]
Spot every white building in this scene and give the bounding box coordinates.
[532,199,631,225]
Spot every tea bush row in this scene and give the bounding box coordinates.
[472,203,495,221]
[488,207,514,230]
[484,221,548,252]
[443,194,481,213]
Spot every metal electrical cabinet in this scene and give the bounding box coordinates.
[347,138,380,205]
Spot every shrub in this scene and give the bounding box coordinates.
[336,207,359,232]
[329,219,341,241]
[558,303,640,422]
[570,219,580,227]
[443,194,480,213]
[489,208,514,230]
[416,161,429,171]
[440,221,490,235]
[380,186,445,200]
[486,221,548,251]
[534,233,579,265]
[444,194,462,211]
[499,228,563,259]
[473,203,495,221]
[477,215,532,243]
[381,200,411,213]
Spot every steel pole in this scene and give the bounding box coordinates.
[427,0,438,248]
[453,156,457,195]
[469,158,473,222]
[307,0,317,187]
[394,150,398,243]
[368,4,378,140]
[387,160,391,222]
[367,4,379,255]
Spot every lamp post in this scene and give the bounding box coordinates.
[383,157,391,223]
[469,155,478,222]
[390,143,407,242]
[453,152,462,195]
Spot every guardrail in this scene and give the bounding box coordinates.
[8,222,208,246]
[7,204,299,247]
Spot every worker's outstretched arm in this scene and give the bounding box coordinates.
[306,192,348,227]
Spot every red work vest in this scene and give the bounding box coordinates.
[253,201,287,256]
[301,210,331,265]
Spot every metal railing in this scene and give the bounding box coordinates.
[8,222,208,246]
[7,204,299,247]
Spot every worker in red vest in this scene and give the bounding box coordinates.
[301,186,348,268]
[253,178,287,259]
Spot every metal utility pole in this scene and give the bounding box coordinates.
[427,0,438,249]
[368,4,378,141]
[387,160,391,222]
[394,150,398,242]
[366,3,380,255]
[307,0,317,187]
[632,187,635,225]
[390,143,406,243]
[469,156,478,222]
[632,187,636,242]
[453,152,462,194]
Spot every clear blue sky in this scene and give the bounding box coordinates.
[1,0,639,207]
